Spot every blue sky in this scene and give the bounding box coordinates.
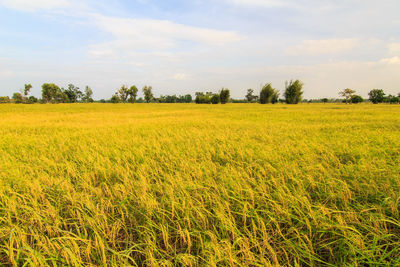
[0,0,399,99]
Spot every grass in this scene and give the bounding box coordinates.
[0,103,399,266]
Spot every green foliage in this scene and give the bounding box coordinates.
[24,84,32,97]
[245,89,258,102]
[128,85,139,103]
[195,92,212,104]
[118,85,129,103]
[384,95,400,104]
[83,86,94,103]
[211,93,220,104]
[110,94,121,103]
[12,93,24,104]
[219,88,230,104]
[27,96,38,104]
[368,89,385,104]
[42,83,61,103]
[260,83,279,104]
[0,96,10,103]
[321,98,329,103]
[351,95,364,104]
[64,84,83,103]
[284,80,304,104]
[143,86,154,103]
[339,88,356,104]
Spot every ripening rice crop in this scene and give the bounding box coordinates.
[0,103,399,266]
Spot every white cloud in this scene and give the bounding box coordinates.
[286,38,360,55]
[0,70,13,77]
[89,14,243,53]
[380,56,400,65]
[0,0,70,11]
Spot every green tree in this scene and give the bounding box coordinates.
[0,96,10,103]
[246,89,257,102]
[219,88,230,104]
[195,92,212,104]
[351,95,364,104]
[12,92,24,104]
[321,98,328,103]
[143,86,154,103]
[24,84,32,97]
[284,80,304,104]
[64,84,83,103]
[260,83,276,104]
[83,86,94,103]
[127,85,138,103]
[27,96,38,104]
[211,94,220,104]
[368,89,385,104]
[118,85,129,103]
[110,94,121,103]
[42,83,61,103]
[339,88,355,104]
[184,94,192,103]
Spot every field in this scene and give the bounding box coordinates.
[0,103,399,266]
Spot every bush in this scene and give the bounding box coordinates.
[211,94,220,104]
[351,95,364,104]
[195,92,212,104]
[0,96,10,103]
[12,93,24,104]
[110,94,121,103]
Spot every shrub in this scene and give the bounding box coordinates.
[284,80,304,104]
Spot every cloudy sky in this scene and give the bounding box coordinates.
[0,0,399,99]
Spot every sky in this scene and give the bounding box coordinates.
[0,0,399,99]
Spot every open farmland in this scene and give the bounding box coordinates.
[0,103,399,266]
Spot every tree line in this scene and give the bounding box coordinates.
[1,80,399,104]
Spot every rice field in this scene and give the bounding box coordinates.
[0,103,399,266]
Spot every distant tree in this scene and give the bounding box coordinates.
[184,94,192,103]
[351,95,364,104]
[12,92,24,103]
[246,89,257,102]
[211,93,220,104]
[24,84,32,97]
[42,83,61,103]
[219,88,230,104]
[110,94,121,103]
[195,92,212,104]
[321,98,328,103]
[118,85,129,103]
[385,94,400,104]
[83,86,94,103]
[127,85,138,103]
[368,89,385,104]
[339,88,356,104]
[0,96,10,103]
[99,99,106,103]
[284,80,303,104]
[143,86,154,103]
[64,84,83,103]
[26,96,38,104]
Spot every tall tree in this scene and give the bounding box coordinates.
[42,83,61,103]
[284,80,304,104]
[246,89,256,102]
[83,86,94,103]
[260,83,279,104]
[24,84,32,97]
[368,89,385,104]
[118,85,129,103]
[143,86,154,103]
[64,84,83,103]
[339,88,356,104]
[219,88,230,104]
[12,92,24,104]
[128,85,138,103]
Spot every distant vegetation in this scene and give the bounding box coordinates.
[1,80,400,104]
